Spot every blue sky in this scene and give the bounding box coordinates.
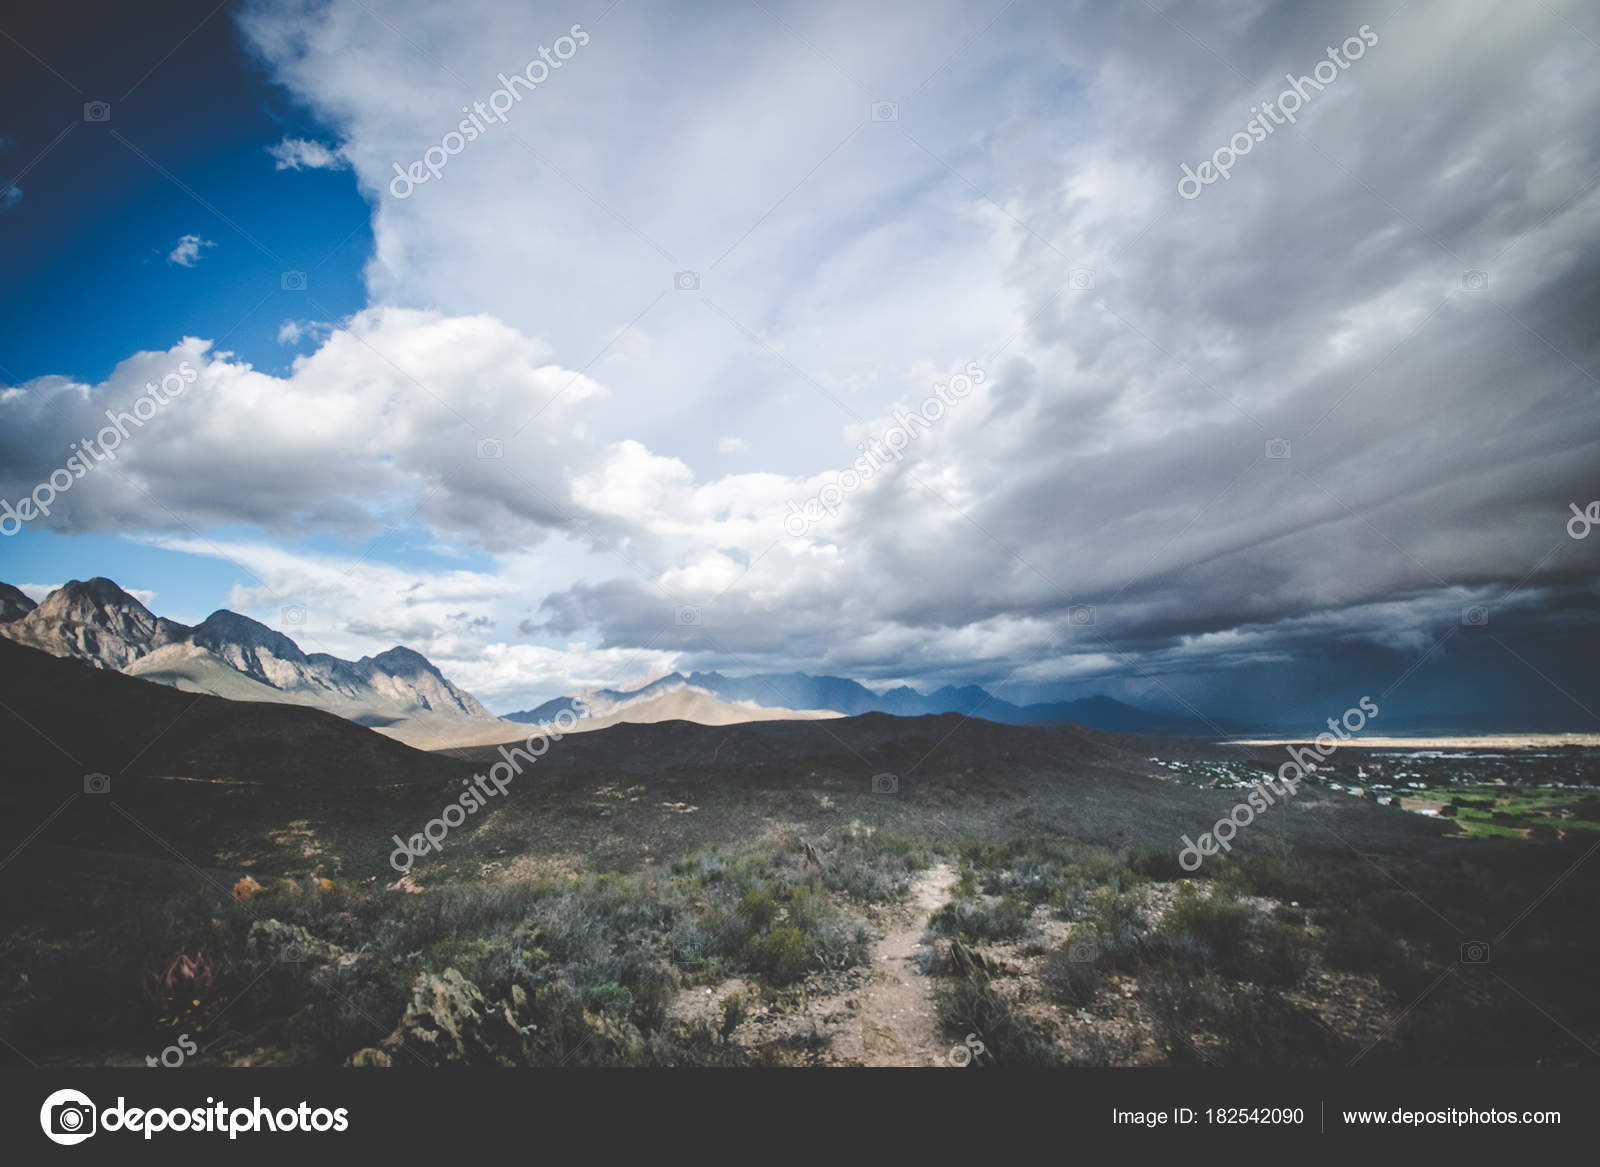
[2,0,1598,724]
[0,0,370,384]
[0,0,373,624]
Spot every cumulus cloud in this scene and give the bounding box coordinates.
[266,136,348,170]
[166,234,215,267]
[0,308,610,545]
[7,0,1600,718]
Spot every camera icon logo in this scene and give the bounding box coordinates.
[872,773,899,794]
[83,101,111,122]
[674,605,702,627]
[83,772,111,795]
[1461,605,1489,627]
[476,437,504,460]
[281,270,307,291]
[674,270,700,291]
[1068,604,1096,627]
[1460,939,1491,964]
[41,1088,97,1145]
[1461,270,1489,291]
[1265,438,1292,460]
[1069,268,1095,291]
[871,101,898,122]
[281,942,306,964]
[1067,934,1100,963]
[281,604,307,626]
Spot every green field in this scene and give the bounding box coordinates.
[1399,786,1600,840]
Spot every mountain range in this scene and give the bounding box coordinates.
[0,578,498,742]
[506,670,1225,735]
[0,576,1226,744]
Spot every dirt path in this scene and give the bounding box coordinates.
[834,862,958,1067]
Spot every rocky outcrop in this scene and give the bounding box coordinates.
[378,968,524,1068]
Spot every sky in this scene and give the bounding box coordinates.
[1,0,1597,725]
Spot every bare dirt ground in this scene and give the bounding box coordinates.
[833,863,958,1067]
[667,863,959,1066]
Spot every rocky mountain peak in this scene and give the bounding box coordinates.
[192,610,307,661]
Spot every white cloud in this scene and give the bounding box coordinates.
[277,319,334,345]
[267,137,348,171]
[8,0,1600,711]
[166,234,216,267]
[136,534,677,707]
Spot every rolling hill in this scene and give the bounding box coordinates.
[0,633,472,786]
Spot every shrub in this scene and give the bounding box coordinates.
[935,975,1059,1066]
[928,896,1032,942]
[1164,884,1247,950]
[752,926,811,985]
[720,992,747,1041]
[588,981,632,1018]
[737,888,779,930]
[1042,936,1103,1007]
[1148,884,1308,986]
[1128,847,1188,881]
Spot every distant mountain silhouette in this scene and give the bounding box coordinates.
[505,669,1231,735]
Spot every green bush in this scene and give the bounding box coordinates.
[587,981,632,1018]
[752,926,811,984]
[737,888,779,930]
